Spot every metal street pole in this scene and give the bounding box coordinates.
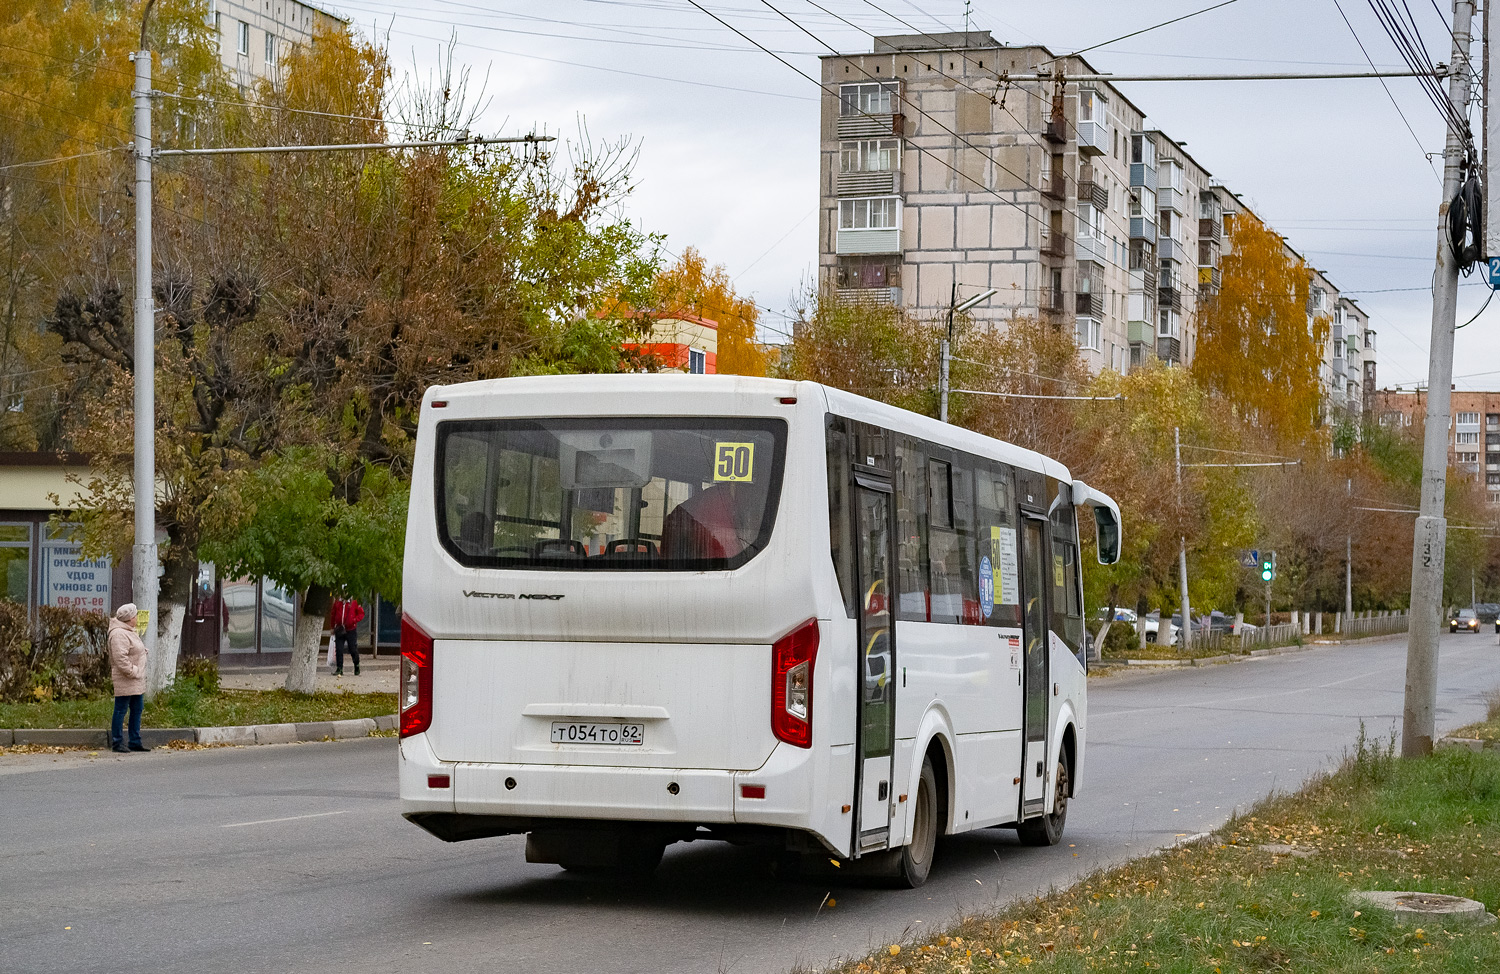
[130,33,158,674]
[1403,0,1476,758]
[1175,426,1192,652]
[940,281,954,423]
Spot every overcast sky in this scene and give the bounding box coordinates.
[319,0,1499,391]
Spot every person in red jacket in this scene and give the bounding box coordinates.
[330,594,366,676]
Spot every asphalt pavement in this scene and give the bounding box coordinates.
[3,632,1499,974]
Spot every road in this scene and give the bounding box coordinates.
[3,632,1498,974]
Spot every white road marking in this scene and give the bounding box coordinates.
[221,810,349,829]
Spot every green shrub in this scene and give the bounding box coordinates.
[0,600,111,702]
[177,655,221,694]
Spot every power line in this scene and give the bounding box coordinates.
[1044,0,1242,63]
[1329,0,1439,178]
[0,145,124,172]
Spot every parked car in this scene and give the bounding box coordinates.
[1171,611,1257,637]
[1449,607,1480,633]
[1144,611,1180,645]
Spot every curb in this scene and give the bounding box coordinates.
[1436,736,1500,753]
[2,714,398,749]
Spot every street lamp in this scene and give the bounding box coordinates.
[939,286,998,423]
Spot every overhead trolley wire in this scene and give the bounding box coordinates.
[1329,0,1438,176]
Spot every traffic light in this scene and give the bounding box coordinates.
[1261,552,1276,583]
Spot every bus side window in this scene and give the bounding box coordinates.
[826,417,856,618]
[952,458,980,625]
[1049,486,1085,655]
[927,457,962,624]
[895,437,929,622]
[976,462,1021,627]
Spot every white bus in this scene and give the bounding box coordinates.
[398,375,1120,886]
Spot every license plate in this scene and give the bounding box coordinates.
[550,721,644,746]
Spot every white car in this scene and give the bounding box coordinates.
[1096,607,1178,645]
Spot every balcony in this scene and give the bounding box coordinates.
[836,286,901,306]
[837,112,904,139]
[1077,118,1109,156]
[1157,185,1182,213]
[1158,237,1180,262]
[1075,233,1108,263]
[1130,160,1158,192]
[837,170,901,196]
[1040,171,1066,201]
[1130,216,1157,240]
[1198,265,1222,290]
[836,228,901,255]
[1198,239,1220,267]
[1157,336,1182,364]
[1076,291,1104,318]
[1131,266,1158,292]
[1128,318,1154,344]
[1077,165,1108,209]
[1042,231,1070,259]
[1199,218,1222,242]
[1158,286,1182,312]
[1044,116,1067,144]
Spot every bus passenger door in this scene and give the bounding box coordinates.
[1019,516,1052,818]
[854,483,896,851]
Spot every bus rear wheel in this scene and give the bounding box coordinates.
[1017,758,1069,847]
[890,756,939,888]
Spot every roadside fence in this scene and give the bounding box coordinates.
[1343,611,1409,640]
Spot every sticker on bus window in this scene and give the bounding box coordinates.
[978,556,994,620]
[1054,554,1066,589]
[996,527,1020,605]
[713,442,756,482]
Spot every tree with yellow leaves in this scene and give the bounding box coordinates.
[652,248,767,376]
[1194,214,1329,445]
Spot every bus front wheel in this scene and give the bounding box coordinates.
[1017,758,1069,847]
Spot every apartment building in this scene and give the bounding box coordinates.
[1372,391,1500,505]
[208,0,345,89]
[817,32,1374,400]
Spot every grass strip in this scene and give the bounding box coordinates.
[830,727,1500,973]
[0,687,396,729]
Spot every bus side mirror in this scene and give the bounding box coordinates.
[1093,506,1120,565]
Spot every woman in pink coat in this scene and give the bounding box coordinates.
[107,603,150,754]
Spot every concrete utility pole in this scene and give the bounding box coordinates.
[131,3,159,676]
[937,286,995,423]
[1175,426,1192,652]
[1403,0,1477,758]
[1346,478,1354,618]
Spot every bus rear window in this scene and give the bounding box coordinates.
[435,418,787,571]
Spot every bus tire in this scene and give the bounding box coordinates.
[890,756,939,888]
[1017,757,1069,847]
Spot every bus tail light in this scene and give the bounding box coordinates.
[771,619,818,748]
[400,615,434,739]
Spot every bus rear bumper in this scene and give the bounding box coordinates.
[399,733,845,852]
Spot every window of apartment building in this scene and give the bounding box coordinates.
[1310,286,1325,311]
[839,139,899,173]
[1159,309,1179,338]
[1489,413,1500,427]
[214,11,222,48]
[265,33,276,64]
[1077,202,1101,239]
[1222,212,1235,235]
[1130,133,1155,167]
[1457,432,1480,445]
[1050,269,1064,310]
[688,348,707,374]
[836,255,901,289]
[1079,88,1101,122]
[1488,473,1500,486]
[1458,451,1480,463]
[237,20,249,55]
[838,197,899,230]
[1457,411,1480,425]
[840,83,896,116]
[1076,316,1101,351]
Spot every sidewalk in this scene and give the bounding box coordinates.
[218,658,398,694]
